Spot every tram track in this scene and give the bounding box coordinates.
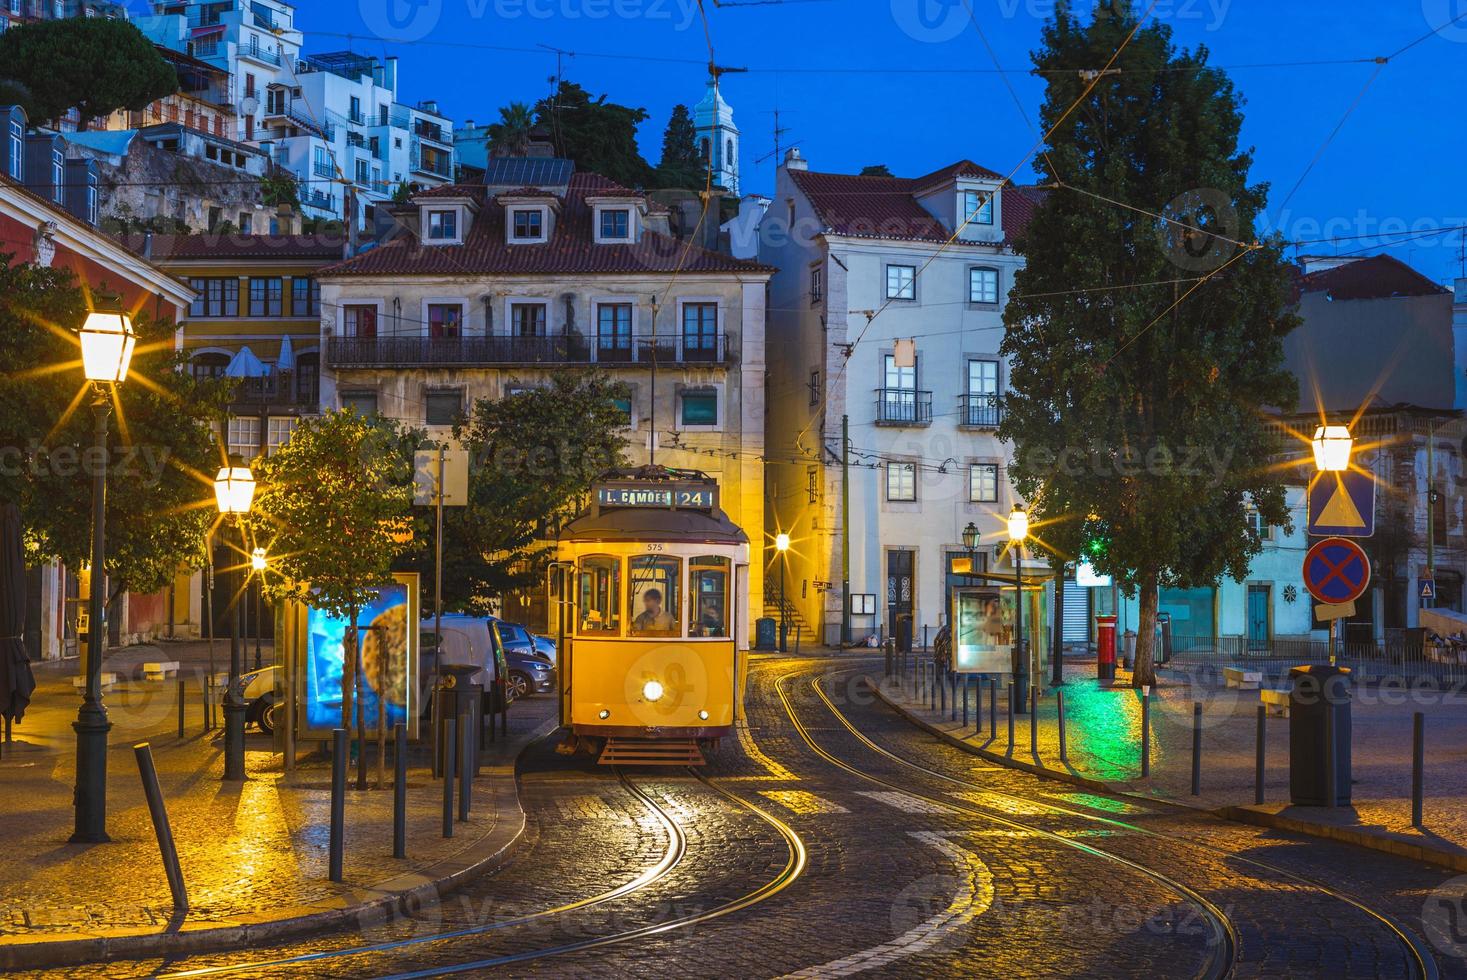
[772,667,1237,980]
[820,665,1440,980]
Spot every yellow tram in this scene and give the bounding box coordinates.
[548,467,750,765]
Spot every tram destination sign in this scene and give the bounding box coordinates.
[595,482,719,511]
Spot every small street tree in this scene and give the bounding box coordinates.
[0,259,226,609]
[0,18,177,129]
[655,104,702,188]
[1000,3,1300,686]
[400,372,629,613]
[253,410,415,786]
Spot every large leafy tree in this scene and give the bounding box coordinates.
[252,410,415,786]
[0,259,226,605]
[0,19,177,129]
[400,372,629,613]
[1000,2,1299,686]
[534,81,651,187]
[654,104,702,189]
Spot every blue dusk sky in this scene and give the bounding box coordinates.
[302,0,1464,285]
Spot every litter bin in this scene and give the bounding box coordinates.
[1288,664,1352,806]
[1096,615,1117,681]
[1156,613,1173,665]
[754,617,777,651]
[435,663,482,778]
[1122,630,1137,670]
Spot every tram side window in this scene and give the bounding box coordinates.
[628,555,682,637]
[577,556,622,636]
[689,555,731,637]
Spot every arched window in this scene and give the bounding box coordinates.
[725,138,734,165]
[699,137,710,161]
[190,351,230,380]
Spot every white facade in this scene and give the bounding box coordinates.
[693,79,738,195]
[762,152,1027,645]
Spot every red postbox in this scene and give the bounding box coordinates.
[1096,615,1117,681]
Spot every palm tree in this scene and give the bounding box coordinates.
[487,103,534,158]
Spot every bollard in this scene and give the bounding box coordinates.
[989,676,997,739]
[442,717,456,839]
[329,729,346,883]
[962,676,969,728]
[133,742,188,912]
[1057,690,1068,764]
[1412,712,1424,828]
[885,638,894,678]
[393,723,407,859]
[458,712,472,822]
[202,675,213,732]
[939,667,946,714]
[1255,705,1266,805]
[950,673,958,721]
[1324,696,1337,809]
[1191,702,1202,796]
[929,663,937,711]
[1030,687,1038,759]
[177,679,185,740]
[1006,683,1015,752]
[1140,689,1151,778]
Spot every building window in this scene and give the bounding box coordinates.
[682,302,718,356]
[291,277,319,316]
[341,391,378,416]
[963,189,993,224]
[511,302,546,337]
[426,208,457,241]
[969,463,999,503]
[597,303,632,354]
[190,351,230,379]
[266,417,296,455]
[50,149,62,202]
[511,208,543,240]
[313,146,331,178]
[965,359,1000,427]
[969,267,999,305]
[6,119,19,179]
[599,208,630,240]
[226,417,260,458]
[189,278,240,318]
[248,277,283,317]
[809,369,821,407]
[342,304,377,338]
[425,390,461,426]
[428,303,462,339]
[886,462,917,501]
[681,390,718,426]
[810,265,822,304]
[349,95,362,123]
[886,264,916,300]
[244,73,256,98]
[612,397,633,426]
[355,159,369,185]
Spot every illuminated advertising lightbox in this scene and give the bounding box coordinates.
[952,590,1015,674]
[300,573,419,739]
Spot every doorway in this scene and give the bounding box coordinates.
[1246,584,1270,651]
[886,549,914,651]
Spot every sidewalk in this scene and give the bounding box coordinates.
[0,641,554,971]
[873,656,1467,873]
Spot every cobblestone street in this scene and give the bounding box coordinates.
[12,651,1467,977]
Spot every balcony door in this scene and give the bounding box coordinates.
[428,303,462,339]
[966,359,999,426]
[597,303,632,361]
[882,353,918,422]
[682,302,718,361]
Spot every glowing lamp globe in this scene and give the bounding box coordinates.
[250,547,267,572]
[214,464,256,515]
[1007,507,1029,543]
[79,310,136,383]
[1311,425,1353,472]
[775,532,790,552]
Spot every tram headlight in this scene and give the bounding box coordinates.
[598,709,610,720]
[698,710,709,721]
[642,680,664,702]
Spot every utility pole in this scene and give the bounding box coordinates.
[841,413,850,647]
[1427,417,1436,610]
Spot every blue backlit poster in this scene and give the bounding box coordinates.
[300,573,420,738]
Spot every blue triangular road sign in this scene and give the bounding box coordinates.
[1308,470,1375,538]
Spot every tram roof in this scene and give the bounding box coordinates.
[560,505,749,546]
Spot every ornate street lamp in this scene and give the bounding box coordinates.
[1008,507,1030,715]
[775,533,790,653]
[70,307,137,843]
[215,458,255,780]
[1311,424,1353,472]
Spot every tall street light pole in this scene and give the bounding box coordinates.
[215,459,256,780]
[1008,507,1030,715]
[775,533,790,652]
[71,307,137,843]
[1312,424,1354,667]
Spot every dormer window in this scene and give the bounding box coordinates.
[963,189,993,225]
[511,208,544,241]
[599,207,630,241]
[426,208,457,241]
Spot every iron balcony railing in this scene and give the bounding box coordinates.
[242,38,282,66]
[875,388,933,425]
[959,392,1003,428]
[327,332,733,368]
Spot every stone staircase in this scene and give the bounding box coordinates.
[760,595,821,647]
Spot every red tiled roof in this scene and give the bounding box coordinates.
[119,232,349,261]
[789,162,1033,244]
[493,186,559,200]
[414,183,487,201]
[1297,254,1448,301]
[321,172,772,278]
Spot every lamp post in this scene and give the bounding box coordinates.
[1312,424,1354,666]
[70,308,137,843]
[215,459,255,780]
[1008,507,1030,715]
[775,533,790,653]
[251,547,267,671]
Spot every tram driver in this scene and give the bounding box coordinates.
[692,596,726,637]
[632,588,676,634]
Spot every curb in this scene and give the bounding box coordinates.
[868,677,1467,874]
[0,719,556,972]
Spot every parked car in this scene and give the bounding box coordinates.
[532,633,557,664]
[489,616,557,699]
[239,665,282,735]
[422,613,513,714]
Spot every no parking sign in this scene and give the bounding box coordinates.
[1302,537,1371,605]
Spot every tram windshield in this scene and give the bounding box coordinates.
[689,555,730,638]
[628,555,682,637]
[577,555,622,636]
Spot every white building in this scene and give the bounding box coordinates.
[761,149,1037,646]
[314,166,771,628]
[693,77,739,195]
